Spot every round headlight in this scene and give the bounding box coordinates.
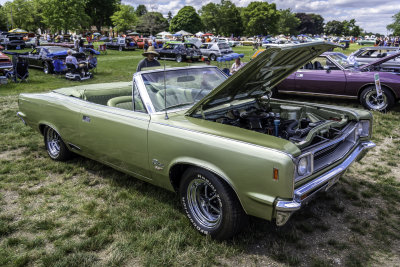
[298,157,308,176]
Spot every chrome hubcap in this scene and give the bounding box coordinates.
[187,178,222,229]
[46,128,61,157]
[365,90,387,110]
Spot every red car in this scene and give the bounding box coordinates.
[0,51,12,75]
[135,38,150,49]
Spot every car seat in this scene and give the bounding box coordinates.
[304,62,313,69]
[314,61,323,70]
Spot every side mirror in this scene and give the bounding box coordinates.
[324,65,331,72]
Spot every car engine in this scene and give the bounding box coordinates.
[203,101,350,148]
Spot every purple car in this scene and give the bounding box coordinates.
[276,51,400,111]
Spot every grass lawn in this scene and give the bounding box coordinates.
[0,43,399,266]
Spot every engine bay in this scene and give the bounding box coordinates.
[201,100,351,148]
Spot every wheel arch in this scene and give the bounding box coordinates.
[357,83,398,100]
[168,161,246,212]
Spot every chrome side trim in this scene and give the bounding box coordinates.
[278,90,357,99]
[17,112,27,125]
[275,141,375,225]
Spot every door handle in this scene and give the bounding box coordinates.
[82,115,91,123]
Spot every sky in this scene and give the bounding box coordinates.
[0,0,398,34]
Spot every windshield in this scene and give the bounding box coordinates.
[47,47,67,53]
[330,53,357,69]
[218,43,230,49]
[141,68,226,112]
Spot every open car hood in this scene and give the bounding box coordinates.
[186,41,337,116]
[359,51,400,70]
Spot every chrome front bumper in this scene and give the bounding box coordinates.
[275,141,375,226]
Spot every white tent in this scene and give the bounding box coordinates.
[156,31,172,37]
[195,31,204,37]
[175,30,192,36]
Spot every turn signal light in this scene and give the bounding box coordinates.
[273,168,279,180]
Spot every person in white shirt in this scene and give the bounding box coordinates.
[65,50,78,69]
[230,57,245,75]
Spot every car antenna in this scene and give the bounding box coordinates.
[163,62,168,120]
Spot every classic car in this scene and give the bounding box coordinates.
[199,42,233,61]
[24,38,49,48]
[156,42,201,62]
[356,37,376,46]
[0,51,12,75]
[0,33,26,50]
[135,38,150,49]
[105,37,136,51]
[350,46,400,70]
[17,42,375,240]
[276,51,400,111]
[18,46,87,74]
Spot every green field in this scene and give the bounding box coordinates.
[0,43,399,266]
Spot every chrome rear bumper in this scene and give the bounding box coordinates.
[275,141,375,226]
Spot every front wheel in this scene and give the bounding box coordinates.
[119,46,123,51]
[179,167,247,240]
[175,54,182,63]
[360,86,395,111]
[43,62,50,74]
[209,54,216,61]
[44,126,72,161]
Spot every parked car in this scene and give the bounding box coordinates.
[0,51,12,75]
[17,42,375,240]
[356,37,376,46]
[135,38,150,49]
[199,42,233,61]
[105,37,136,51]
[24,38,48,48]
[275,51,400,111]
[0,33,26,50]
[350,46,400,70]
[18,46,87,74]
[156,42,201,62]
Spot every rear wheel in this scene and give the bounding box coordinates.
[209,54,216,61]
[175,54,182,63]
[44,126,72,161]
[119,46,123,52]
[360,86,395,111]
[179,167,247,240]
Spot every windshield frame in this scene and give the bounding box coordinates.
[134,66,227,114]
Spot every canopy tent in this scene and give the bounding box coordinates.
[8,28,28,34]
[175,30,192,36]
[195,31,204,37]
[172,33,182,37]
[157,31,172,36]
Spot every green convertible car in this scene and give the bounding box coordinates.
[18,42,375,240]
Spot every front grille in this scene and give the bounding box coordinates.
[307,122,357,173]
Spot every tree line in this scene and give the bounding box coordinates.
[0,0,398,36]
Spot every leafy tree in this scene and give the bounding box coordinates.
[199,2,220,34]
[387,11,400,36]
[278,9,300,35]
[136,12,168,35]
[167,11,173,24]
[296,13,324,35]
[325,20,344,36]
[241,1,280,36]
[85,0,120,32]
[2,0,37,31]
[169,6,202,34]
[41,0,90,33]
[218,0,243,36]
[111,4,136,33]
[0,5,8,30]
[135,4,147,17]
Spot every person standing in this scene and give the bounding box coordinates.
[230,57,245,75]
[136,46,160,72]
[79,37,85,53]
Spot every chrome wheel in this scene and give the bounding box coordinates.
[43,63,49,74]
[176,54,182,63]
[364,90,388,110]
[187,178,222,229]
[46,127,61,158]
